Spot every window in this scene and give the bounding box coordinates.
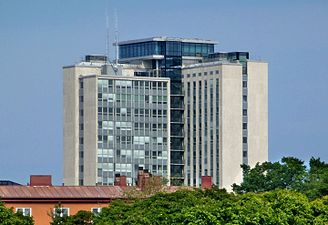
[243,137,248,143]
[54,208,69,217]
[16,208,31,216]
[243,109,247,116]
[243,123,247,130]
[91,208,102,215]
[243,81,247,87]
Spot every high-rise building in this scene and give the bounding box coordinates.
[63,37,268,189]
[63,56,171,185]
[182,52,268,190]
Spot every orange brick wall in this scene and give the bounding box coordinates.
[5,202,110,225]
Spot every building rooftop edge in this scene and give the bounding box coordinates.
[247,59,268,63]
[182,61,242,69]
[118,36,218,45]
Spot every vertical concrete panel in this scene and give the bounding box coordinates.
[83,76,98,185]
[247,61,268,167]
[220,64,243,191]
[63,67,79,185]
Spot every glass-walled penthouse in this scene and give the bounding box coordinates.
[119,37,215,59]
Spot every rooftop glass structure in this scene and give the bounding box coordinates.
[119,37,216,59]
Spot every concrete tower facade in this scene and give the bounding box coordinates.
[182,53,268,190]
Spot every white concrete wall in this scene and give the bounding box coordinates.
[219,64,243,191]
[63,67,80,185]
[63,66,101,185]
[247,61,268,167]
[82,76,98,185]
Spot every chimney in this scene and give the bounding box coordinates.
[137,168,150,190]
[30,175,52,186]
[201,176,212,189]
[114,174,127,187]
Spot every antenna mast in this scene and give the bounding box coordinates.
[114,8,119,65]
[106,10,110,64]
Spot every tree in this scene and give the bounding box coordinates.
[93,188,328,225]
[50,203,94,225]
[233,157,307,193]
[304,157,328,199]
[68,210,94,225]
[0,202,34,225]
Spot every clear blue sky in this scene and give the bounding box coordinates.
[0,0,327,185]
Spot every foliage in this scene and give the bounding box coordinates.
[0,202,34,225]
[92,188,328,225]
[92,157,328,225]
[303,157,328,199]
[94,190,208,225]
[124,176,166,199]
[233,157,307,194]
[50,204,94,225]
[233,156,328,199]
[67,210,94,225]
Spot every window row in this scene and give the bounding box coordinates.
[97,79,168,90]
[183,70,219,78]
[98,93,168,103]
[98,107,168,117]
[15,207,102,217]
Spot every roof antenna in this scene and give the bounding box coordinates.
[114,8,119,65]
[104,4,118,75]
[106,7,110,65]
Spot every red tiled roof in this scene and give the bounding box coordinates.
[0,186,124,200]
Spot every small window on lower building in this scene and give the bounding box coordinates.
[53,208,69,217]
[16,208,31,217]
[91,207,102,215]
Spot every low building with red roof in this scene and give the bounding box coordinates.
[0,175,125,225]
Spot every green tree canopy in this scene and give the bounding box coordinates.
[233,157,314,194]
[0,202,34,225]
[92,189,328,225]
